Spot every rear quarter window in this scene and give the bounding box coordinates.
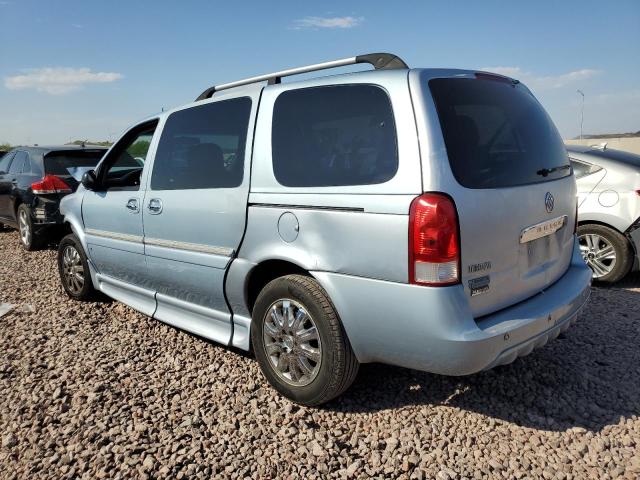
[570,158,603,179]
[271,84,398,187]
[8,151,28,174]
[429,77,569,189]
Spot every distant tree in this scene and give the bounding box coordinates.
[128,140,150,157]
[66,140,113,147]
[0,142,13,150]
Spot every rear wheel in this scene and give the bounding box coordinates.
[251,274,359,406]
[578,224,632,283]
[17,204,41,251]
[57,233,96,300]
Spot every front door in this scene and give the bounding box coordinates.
[141,96,255,344]
[0,151,17,219]
[82,120,159,315]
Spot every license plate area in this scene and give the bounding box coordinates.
[526,235,552,268]
[520,216,567,244]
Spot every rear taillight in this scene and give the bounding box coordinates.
[409,193,460,286]
[31,175,72,195]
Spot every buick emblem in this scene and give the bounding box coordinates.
[545,192,555,213]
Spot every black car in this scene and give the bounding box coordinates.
[0,146,107,250]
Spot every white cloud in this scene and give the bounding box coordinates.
[4,67,123,95]
[591,89,640,104]
[292,16,363,30]
[479,66,600,90]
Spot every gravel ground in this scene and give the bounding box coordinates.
[0,229,638,479]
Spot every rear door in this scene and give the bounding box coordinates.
[141,94,256,344]
[425,74,577,317]
[3,151,29,220]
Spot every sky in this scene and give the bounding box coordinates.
[0,0,639,145]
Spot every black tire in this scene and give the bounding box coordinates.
[57,233,96,300]
[577,224,633,283]
[17,204,42,251]
[251,274,359,406]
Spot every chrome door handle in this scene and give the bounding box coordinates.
[126,198,139,213]
[147,198,163,214]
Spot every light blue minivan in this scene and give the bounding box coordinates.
[57,53,592,405]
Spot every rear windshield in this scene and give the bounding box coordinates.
[429,77,569,189]
[44,150,105,176]
[588,148,640,168]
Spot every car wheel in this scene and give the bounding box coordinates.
[17,204,41,251]
[251,274,359,406]
[578,224,633,283]
[57,233,96,300]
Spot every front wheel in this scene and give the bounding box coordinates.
[578,224,633,283]
[57,234,96,300]
[251,274,359,406]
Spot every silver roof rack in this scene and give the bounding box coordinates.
[195,52,408,101]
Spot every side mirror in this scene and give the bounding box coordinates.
[81,170,98,191]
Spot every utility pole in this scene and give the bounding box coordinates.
[577,90,585,140]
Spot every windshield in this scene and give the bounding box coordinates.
[429,77,569,189]
[44,150,105,177]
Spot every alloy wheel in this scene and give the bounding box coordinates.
[262,299,322,387]
[62,245,85,294]
[18,209,30,246]
[578,233,616,278]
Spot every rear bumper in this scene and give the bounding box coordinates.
[313,239,592,375]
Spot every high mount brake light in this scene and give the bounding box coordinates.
[474,72,518,84]
[409,193,461,286]
[31,175,72,195]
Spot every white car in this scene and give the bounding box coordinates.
[568,144,640,282]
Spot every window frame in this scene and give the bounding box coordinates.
[95,119,159,192]
[270,83,400,189]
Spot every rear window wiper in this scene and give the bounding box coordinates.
[536,164,571,177]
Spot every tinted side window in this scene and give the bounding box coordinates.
[8,151,27,174]
[0,151,15,173]
[151,97,252,190]
[272,85,398,187]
